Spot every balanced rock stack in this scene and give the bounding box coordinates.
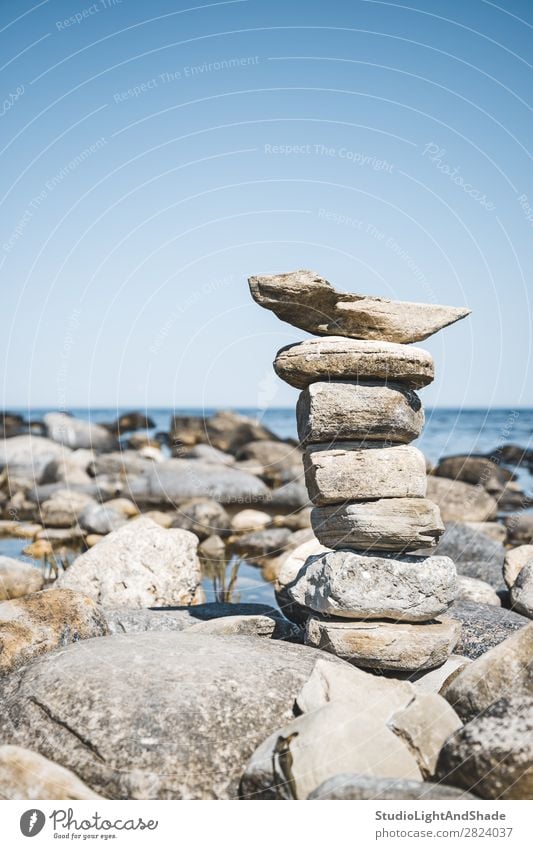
[249,270,471,673]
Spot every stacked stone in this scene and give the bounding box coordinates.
[249,270,471,673]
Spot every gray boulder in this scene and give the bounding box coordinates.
[0,632,346,799]
[128,460,269,507]
[57,517,203,608]
[511,562,533,617]
[426,477,497,522]
[44,413,118,452]
[308,773,476,800]
[427,521,505,589]
[436,697,533,799]
[447,600,529,659]
[0,435,71,484]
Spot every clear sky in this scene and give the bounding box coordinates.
[1,0,532,411]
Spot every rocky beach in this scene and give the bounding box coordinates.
[0,273,531,801]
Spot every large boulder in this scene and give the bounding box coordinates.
[511,562,533,617]
[0,589,108,675]
[308,774,476,800]
[44,413,118,452]
[0,746,102,800]
[0,435,71,485]
[442,624,532,722]
[57,517,203,608]
[436,697,533,799]
[0,632,347,799]
[446,600,530,659]
[504,544,533,588]
[426,477,497,522]
[0,557,43,600]
[248,269,470,342]
[127,460,270,507]
[427,521,505,589]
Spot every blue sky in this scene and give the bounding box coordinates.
[1,0,532,410]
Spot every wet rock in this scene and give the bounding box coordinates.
[304,443,427,505]
[44,413,118,452]
[57,517,203,608]
[308,773,476,800]
[297,381,424,445]
[0,589,108,675]
[426,477,498,522]
[274,337,434,390]
[286,549,456,622]
[447,600,529,659]
[312,498,444,551]
[0,632,347,799]
[442,624,532,722]
[436,697,533,800]
[0,557,43,600]
[0,745,103,800]
[305,616,461,671]
[248,269,470,342]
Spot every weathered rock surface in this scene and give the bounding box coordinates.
[308,774,477,800]
[305,617,461,671]
[40,489,95,528]
[184,614,299,641]
[104,602,290,635]
[240,701,423,800]
[426,476,498,522]
[0,632,348,799]
[128,460,270,507]
[0,745,103,800]
[0,589,108,675]
[436,697,533,800]
[442,624,532,722]
[170,499,231,540]
[0,435,71,484]
[447,600,529,659]
[57,517,203,608]
[275,537,331,623]
[0,557,43,600]
[388,690,462,778]
[286,549,456,622]
[274,337,435,389]
[411,655,471,694]
[464,521,507,543]
[311,498,444,551]
[304,443,427,505]
[456,576,500,606]
[78,502,126,535]
[231,527,294,558]
[236,440,303,485]
[426,522,505,589]
[231,509,272,532]
[44,412,118,452]
[435,455,513,493]
[511,562,533,617]
[504,544,533,587]
[248,270,470,342]
[505,513,533,546]
[297,381,424,444]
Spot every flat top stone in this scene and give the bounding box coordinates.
[274,337,434,389]
[249,270,470,343]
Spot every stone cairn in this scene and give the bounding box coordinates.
[249,269,471,673]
